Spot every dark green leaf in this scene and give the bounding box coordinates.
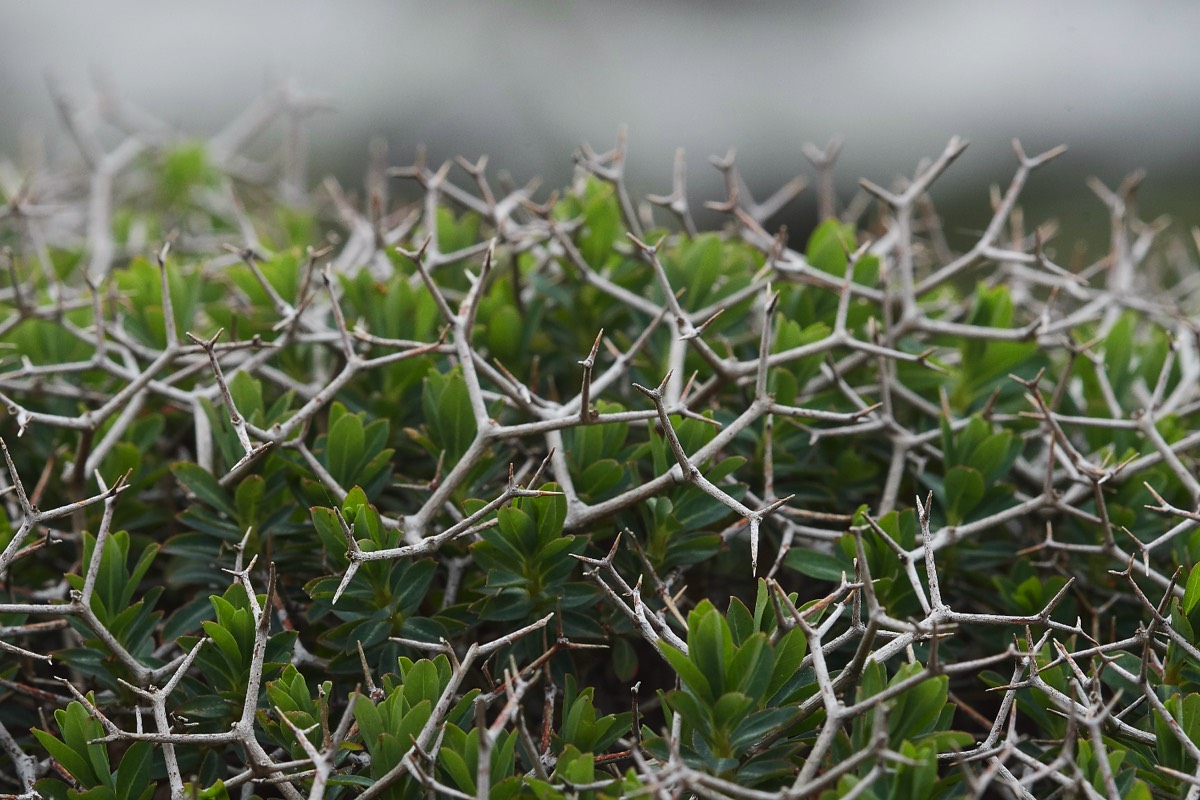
[172,462,235,517]
[944,465,985,525]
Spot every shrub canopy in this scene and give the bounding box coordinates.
[1,97,1199,799]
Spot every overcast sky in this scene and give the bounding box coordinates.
[2,1,1197,243]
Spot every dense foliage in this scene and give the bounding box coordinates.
[3,93,1200,799]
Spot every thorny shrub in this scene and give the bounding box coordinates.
[2,87,1200,799]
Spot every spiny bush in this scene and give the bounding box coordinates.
[2,87,1200,799]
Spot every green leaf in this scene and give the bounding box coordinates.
[682,234,723,309]
[730,707,797,754]
[159,141,218,203]
[665,690,710,735]
[327,411,366,487]
[114,741,154,800]
[753,579,771,630]
[954,416,990,466]
[944,465,985,525]
[1172,599,1195,644]
[496,506,538,556]
[690,606,730,698]
[528,483,567,544]
[395,700,432,763]
[1123,779,1153,800]
[33,728,99,789]
[173,694,236,720]
[729,634,773,703]
[578,459,624,499]
[201,620,243,666]
[440,739,476,792]
[771,319,831,391]
[579,180,621,268]
[492,729,519,787]
[889,666,949,744]
[1184,565,1200,616]
[1179,693,1200,750]
[660,644,712,704]
[403,659,442,707]
[967,431,1017,484]
[767,628,808,702]
[768,367,798,407]
[311,506,350,566]
[195,780,231,800]
[727,597,755,645]
[784,548,849,582]
[328,775,375,789]
[354,695,384,754]
[891,741,937,800]
[712,692,755,736]
[171,462,235,517]
[422,368,478,462]
[228,371,264,425]
[1104,311,1135,394]
[33,701,110,789]
[806,219,856,276]
[485,303,524,364]
[556,744,595,785]
[234,475,265,530]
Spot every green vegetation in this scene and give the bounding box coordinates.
[2,98,1199,798]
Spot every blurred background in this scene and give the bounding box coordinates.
[2,0,1198,256]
